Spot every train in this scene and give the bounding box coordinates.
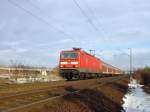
[59,48,123,80]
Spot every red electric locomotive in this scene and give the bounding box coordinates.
[59,48,122,80]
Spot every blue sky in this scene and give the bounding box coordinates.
[0,0,150,70]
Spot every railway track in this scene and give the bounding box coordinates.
[0,76,128,112]
[0,80,66,96]
[0,85,65,100]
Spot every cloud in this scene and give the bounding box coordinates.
[0,0,149,69]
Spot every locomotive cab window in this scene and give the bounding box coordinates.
[61,52,78,59]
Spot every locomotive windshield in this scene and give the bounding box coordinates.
[61,52,78,59]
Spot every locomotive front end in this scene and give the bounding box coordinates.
[59,50,80,80]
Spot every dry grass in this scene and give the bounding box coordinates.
[0,69,9,74]
[31,76,129,112]
[0,76,129,112]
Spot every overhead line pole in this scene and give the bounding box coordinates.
[129,48,132,77]
[115,48,133,75]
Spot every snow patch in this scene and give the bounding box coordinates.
[122,79,150,112]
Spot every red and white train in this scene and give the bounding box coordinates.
[59,48,123,80]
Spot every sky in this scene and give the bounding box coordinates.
[0,0,150,70]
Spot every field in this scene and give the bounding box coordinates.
[0,75,129,112]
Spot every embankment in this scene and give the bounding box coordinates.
[28,76,129,112]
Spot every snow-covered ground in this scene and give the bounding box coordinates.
[10,75,63,83]
[122,79,150,112]
[0,73,63,84]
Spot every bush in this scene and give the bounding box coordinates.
[135,67,150,87]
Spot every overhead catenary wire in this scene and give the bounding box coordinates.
[7,0,79,44]
[27,0,86,47]
[82,0,104,31]
[72,0,110,50]
[72,0,99,31]
[27,0,108,50]
[82,0,110,41]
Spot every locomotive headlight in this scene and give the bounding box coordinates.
[60,62,68,64]
[71,62,78,64]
